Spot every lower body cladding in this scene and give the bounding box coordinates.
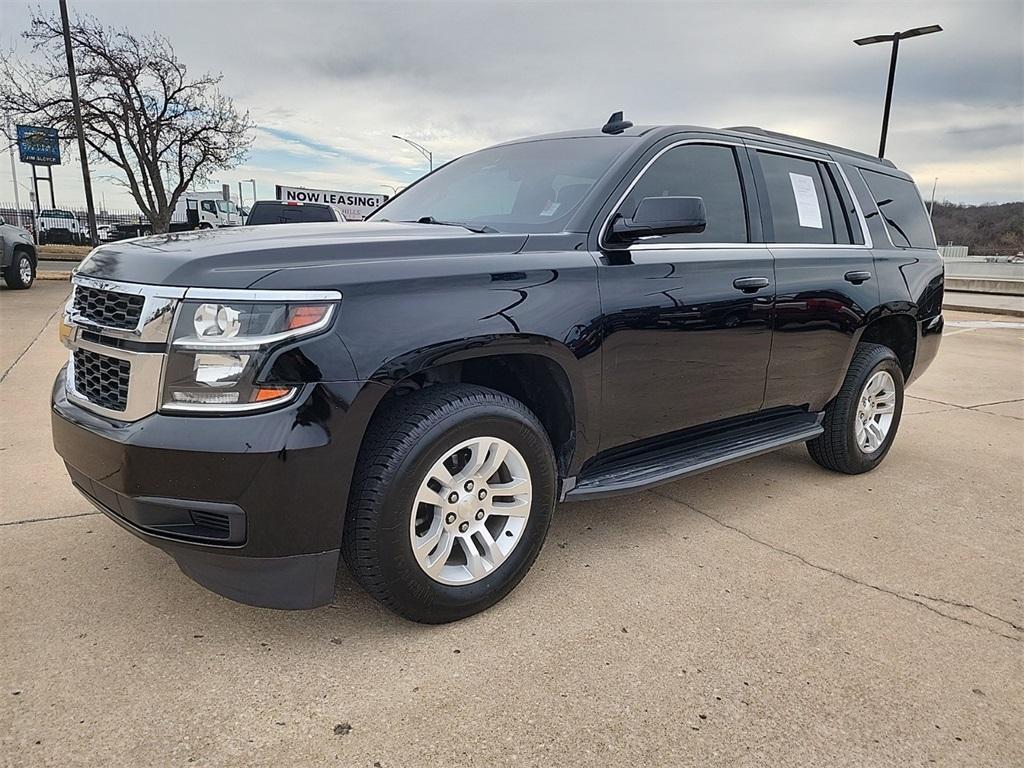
[51,367,386,610]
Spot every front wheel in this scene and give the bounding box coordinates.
[807,343,905,474]
[3,251,35,289]
[343,384,556,623]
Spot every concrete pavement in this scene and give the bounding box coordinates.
[1,289,1021,767]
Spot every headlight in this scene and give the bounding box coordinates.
[161,294,338,413]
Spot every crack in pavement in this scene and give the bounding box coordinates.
[0,290,70,384]
[0,511,101,527]
[906,394,1024,421]
[651,489,1022,643]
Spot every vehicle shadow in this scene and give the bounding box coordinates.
[135,444,826,643]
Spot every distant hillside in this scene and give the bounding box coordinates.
[930,202,1023,255]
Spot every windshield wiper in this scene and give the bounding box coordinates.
[406,216,498,234]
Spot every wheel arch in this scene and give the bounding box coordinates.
[363,335,592,477]
[856,311,917,379]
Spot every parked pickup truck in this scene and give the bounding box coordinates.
[51,116,944,623]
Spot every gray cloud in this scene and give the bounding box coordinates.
[1,0,1020,206]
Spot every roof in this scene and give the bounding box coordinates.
[501,123,897,169]
[723,126,896,167]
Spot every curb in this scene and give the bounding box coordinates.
[37,272,72,281]
[943,302,1024,318]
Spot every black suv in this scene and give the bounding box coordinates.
[52,118,944,623]
[246,200,347,225]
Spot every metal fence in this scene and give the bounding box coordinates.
[0,203,148,234]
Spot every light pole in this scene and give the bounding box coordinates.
[854,25,942,159]
[392,135,433,172]
[243,178,257,203]
[60,0,99,246]
[380,183,401,197]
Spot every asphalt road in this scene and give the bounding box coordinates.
[1,281,1022,767]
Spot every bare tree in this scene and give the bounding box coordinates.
[0,10,253,232]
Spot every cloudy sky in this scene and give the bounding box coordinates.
[1,0,1021,211]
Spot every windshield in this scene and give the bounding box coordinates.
[370,137,630,233]
[40,210,74,219]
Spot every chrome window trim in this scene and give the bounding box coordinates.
[599,138,874,252]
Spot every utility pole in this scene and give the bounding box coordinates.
[929,177,938,218]
[6,117,22,228]
[854,25,942,158]
[59,0,99,246]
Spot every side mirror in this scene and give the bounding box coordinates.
[610,196,707,242]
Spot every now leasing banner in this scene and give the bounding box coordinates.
[275,185,388,220]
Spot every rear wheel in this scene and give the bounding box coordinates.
[3,250,35,290]
[807,343,904,474]
[343,384,556,623]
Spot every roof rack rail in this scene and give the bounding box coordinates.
[725,126,896,168]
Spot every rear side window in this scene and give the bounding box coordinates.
[757,152,838,244]
[618,143,748,243]
[860,170,936,248]
[247,203,336,225]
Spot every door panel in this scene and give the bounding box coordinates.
[749,147,879,411]
[763,246,878,410]
[597,247,774,450]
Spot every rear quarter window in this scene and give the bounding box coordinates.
[860,169,936,249]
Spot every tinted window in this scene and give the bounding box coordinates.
[370,138,630,233]
[619,144,748,243]
[200,200,217,214]
[861,169,935,248]
[758,152,836,244]
[247,202,336,225]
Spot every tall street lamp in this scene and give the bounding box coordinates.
[854,24,942,159]
[392,135,433,172]
[60,0,99,246]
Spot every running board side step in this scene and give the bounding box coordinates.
[564,411,823,502]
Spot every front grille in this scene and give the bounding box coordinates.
[73,286,145,330]
[73,349,130,411]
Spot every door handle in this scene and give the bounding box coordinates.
[844,270,872,284]
[733,276,770,293]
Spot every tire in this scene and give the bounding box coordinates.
[343,384,557,623]
[807,343,904,474]
[3,250,35,290]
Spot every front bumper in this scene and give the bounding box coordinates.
[51,367,384,609]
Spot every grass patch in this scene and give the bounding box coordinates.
[37,244,92,259]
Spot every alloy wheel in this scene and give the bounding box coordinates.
[409,436,532,585]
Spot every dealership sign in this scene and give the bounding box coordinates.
[275,185,388,220]
[16,125,61,166]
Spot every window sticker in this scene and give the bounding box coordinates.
[539,201,561,217]
[789,172,823,229]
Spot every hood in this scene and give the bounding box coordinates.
[74,221,530,288]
